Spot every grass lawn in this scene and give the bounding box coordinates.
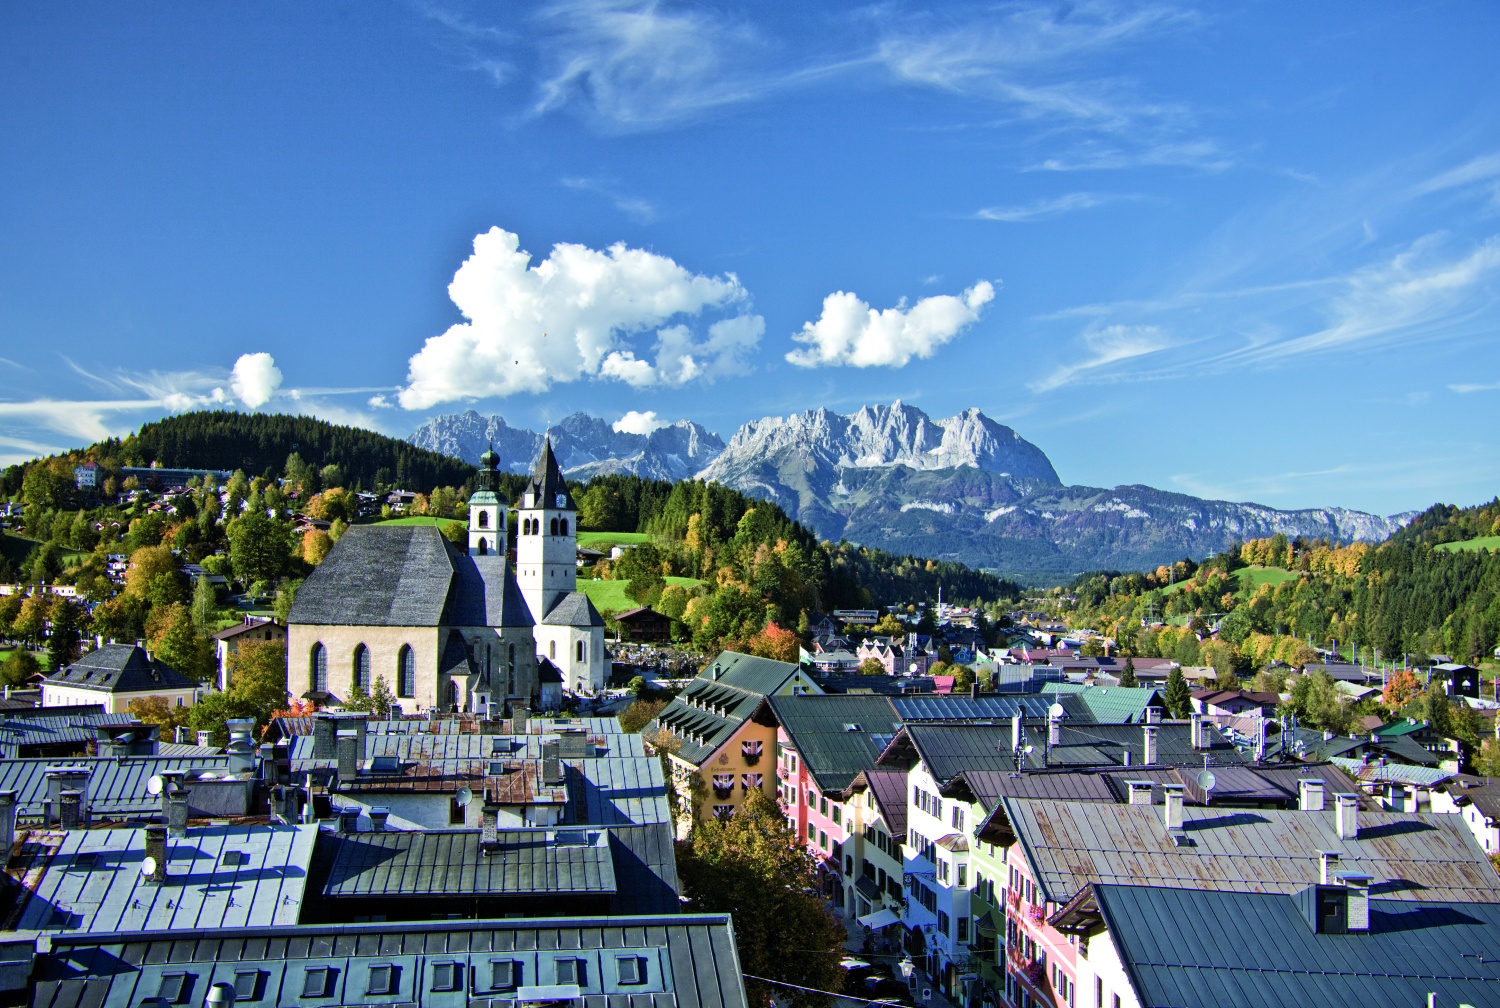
[578,531,653,551]
[1436,535,1500,553]
[1237,566,1300,594]
[372,516,460,527]
[578,575,704,613]
[0,645,53,672]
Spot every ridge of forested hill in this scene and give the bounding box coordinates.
[9,411,479,495]
[1385,498,1500,548]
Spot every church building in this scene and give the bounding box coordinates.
[285,441,605,714]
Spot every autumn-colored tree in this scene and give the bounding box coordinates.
[12,593,50,646]
[872,613,906,637]
[748,621,799,663]
[301,528,333,566]
[677,788,845,1008]
[125,545,180,599]
[1382,669,1422,708]
[127,694,193,738]
[858,657,887,676]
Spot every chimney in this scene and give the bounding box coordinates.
[1010,714,1022,753]
[58,790,82,830]
[312,714,338,759]
[1122,749,1131,766]
[143,825,167,884]
[1337,873,1372,931]
[557,728,589,760]
[480,803,500,853]
[336,730,360,785]
[0,791,16,854]
[1299,779,1326,812]
[224,728,255,776]
[337,807,360,833]
[542,755,564,787]
[969,681,979,700]
[1048,714,1061,747]
[45,768,90,826]
[512,706,530,733]
[166,791,189,837]
[1189,713,1205,750]
[1144,706,1162,725]
[1142,725,1158,766]
[270,785,287,823]
[1161,783,1184,829]
[368,807,390,832]
[1334,793,1359,839]
[1125,780,1153,806]
[1318,850,1342,884]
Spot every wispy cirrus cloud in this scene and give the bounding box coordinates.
[1211,234,1500,367]
[419,0,1215,164]
[1449,379,1500,393]
[973,191,1129,222]
[1028,323,1175,392]
[561,177,659,223]
[1412,152,1500,197]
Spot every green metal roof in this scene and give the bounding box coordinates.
[1041,683,1164,724]
[767,694,903,793]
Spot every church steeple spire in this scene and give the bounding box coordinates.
[467,442,506,557]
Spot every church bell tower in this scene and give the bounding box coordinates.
[468,445,506,557]
[516,439,576,619]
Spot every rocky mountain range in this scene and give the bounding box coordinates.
[407,409,725,484]
[409,402,1413,582]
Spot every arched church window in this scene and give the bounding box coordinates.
[477,538,488,555]
[444,679,459,711]
[398,645,416,698]
[576,640,584,663]
[477,511,488,529]
[550,517,558,535]
[354,644,371,694]
[311,643,328,693]
[508,643,515,669]
[550,640,557,659]
[560,518,568,535]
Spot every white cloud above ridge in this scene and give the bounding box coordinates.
[397,227,764,408]
[785,281,995,369]
[229,353,283,408]
[613,409,668,435]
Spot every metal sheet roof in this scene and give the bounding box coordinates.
[15,824,316,934]
[0,710,136,757]
[324,829,617,898]
[1329,757,1457,787]
[0,756,234,820]
[1004,797,1500,905]
[888,695,1054,721]
[32,913,747,1008]
[766,695,902,793]
[1095,884,1500,1008]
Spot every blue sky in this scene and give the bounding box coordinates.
[2,1,1499,517]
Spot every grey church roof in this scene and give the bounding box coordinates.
[46,644,198,694]
[544,591,605,628]
[290,524,529,630]
[522,439,575,510]
[445,554,533,628]
[289,525,453,626]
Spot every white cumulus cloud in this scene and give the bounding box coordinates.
[398,227,762,408]
[613,409,668,435]
[230,353,283,408]
[785,281,995,369]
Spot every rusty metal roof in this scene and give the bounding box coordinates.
[1005,797,1500,906]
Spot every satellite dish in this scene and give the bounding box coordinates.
[140,856,157,877]
[1197,770,1217,793]
[455,786,473,807]
[146,775,164,796]
[1047,703,1066,719]
[1022,745,1034,755]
